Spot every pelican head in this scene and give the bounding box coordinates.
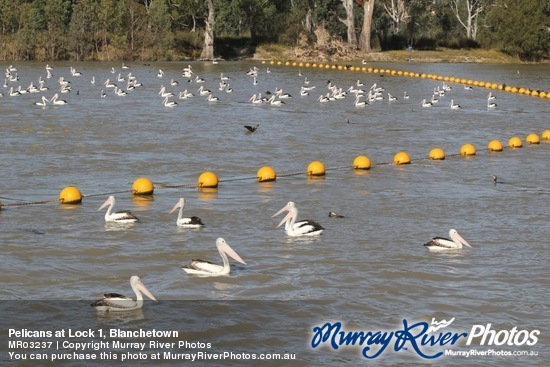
[169,198,185,214]
[216,238,247,265]
[98,195,115,211]
[449,229,472,248]
[130,275,157,302]
[272,201,295,218]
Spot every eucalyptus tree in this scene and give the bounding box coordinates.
[356,0,375,50]
[449,0,485,40]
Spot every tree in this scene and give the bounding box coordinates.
[357,0,375,50]
[340,0,357,48]
[449,0,484,40]
[485,0,549,60]
[200,0,214,60]
[380,0,410,34]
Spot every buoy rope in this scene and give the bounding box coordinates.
[83,189,134,198]
[2,140,546,208]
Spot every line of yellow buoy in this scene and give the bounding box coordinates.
[261,60,550,99]
[0,131,547,209]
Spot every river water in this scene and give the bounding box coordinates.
[0,60,548,366]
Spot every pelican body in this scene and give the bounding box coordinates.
[272,201,324,237]
[181,238,246,276]
[169,198,204,228]
[98,195,139,223]
[91,275,157,312]
[424,229,473,251]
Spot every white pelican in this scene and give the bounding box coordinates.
[50,93,67,105]
[487,92,496,101]
[169,198,204,228]
[450,100,461,109]
[206,94,220,102]
[487,99,497,109]
[98,195,139,223]
[157,69,164,78]
[272,201,324,237]
[388,93,398,102]
[404,91,410,99]
[354,96,367,107]
[424,229,473,252]
[163,96,178,107]
[34,96,48,106]
[91,275,157,312]
[421,99,433,107]
[268,95,284,105]
[197,86,211,95]
[181,238,246,276]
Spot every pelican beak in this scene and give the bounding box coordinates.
[97,198,110,211]
[272,203,292,218]
[220,242,247,265]
[276,210,293,229]
[138,280,158,302]
[456,232,473,248]
[168,202,180,214]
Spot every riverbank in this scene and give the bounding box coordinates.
[251,44,538,64]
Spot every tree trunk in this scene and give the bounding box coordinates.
[358,0,375,50]
[200,0,215,60]
[340,0,357,49]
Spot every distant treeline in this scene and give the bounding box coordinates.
[0,0,547,62]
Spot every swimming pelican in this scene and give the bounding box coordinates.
[169,198,204,228]
[50,93,67,105]
[157,69,164,78]
[181,238,246,276]
[449,100,461,109]
[388,93,398,102]
[421,99,433,107]
[206,94,220,102]
[404,91,410,99]
[98,195,139,223]
[487,92,496,101]
[272,201,324,237]
[34,96,48,106]
[91,275,157,312]
[268,95,284,105]
[163,97,178,107]
[424,229,473,251]
[487,99,497,109]
[197,86,211,95]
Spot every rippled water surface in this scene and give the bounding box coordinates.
[0,61,548,366]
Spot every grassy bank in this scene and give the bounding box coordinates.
[252,44,526,64]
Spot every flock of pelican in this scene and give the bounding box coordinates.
[3,63,477,311]
[92,193,473,311]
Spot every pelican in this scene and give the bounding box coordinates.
[197,86,211,95]
[388,93,398,102]
[181,238,246,276]
[268,95,284,105]
[98,195,139,223]
[404,91,410,99]
[50,93,67,105]
[206,94,220,102]
[157,69,164,78]
[91,275,157,312]
[421,99,433,107]
[272,201,324,237]
[34,96,48,106]
[487,99,497,109]
[487,92,496,101]
[450,100,461,109]
[424,229,473,251]
[163,97,178,107]
[169,198,204,228]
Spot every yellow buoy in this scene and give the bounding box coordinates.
[393,151,411,165]
[198,171,219,188]
[487,140,503,151]
[460,144,476,156]
[307,161,326,176]
[429,148,445,160]
[508,137,523,148]
[257,166,276,182]
[59,186,83,204]
[542,130,550,140]
[526,133,540,144]
[353,155,371,170]
[132,177,154,195]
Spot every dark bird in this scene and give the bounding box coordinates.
[328,211,345,218]
[244,124,259,133]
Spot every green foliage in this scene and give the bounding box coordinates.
[0,0,546,61]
